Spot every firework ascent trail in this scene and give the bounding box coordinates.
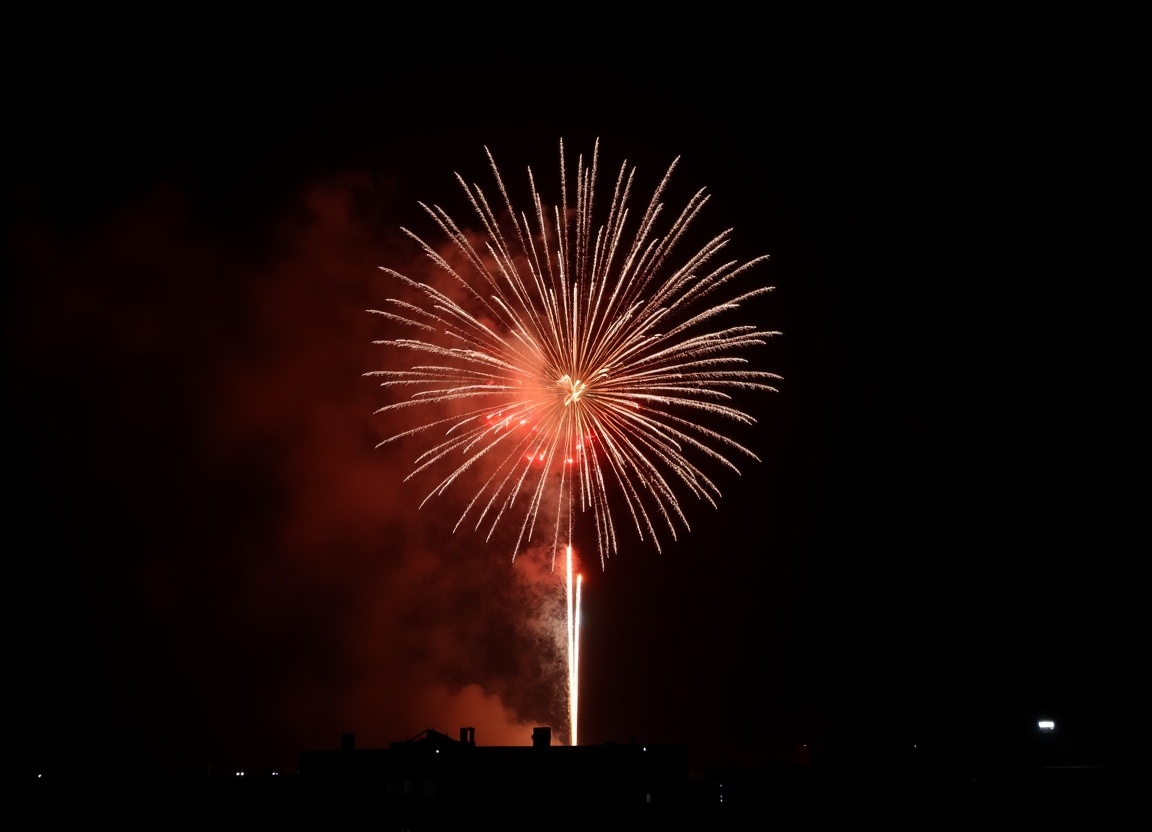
[369,139,780,569]
[566,545,582,745]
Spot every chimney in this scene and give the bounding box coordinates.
[460,727,475,746]
[531,727,551,748]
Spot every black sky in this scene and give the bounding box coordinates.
[4,26,1143,776]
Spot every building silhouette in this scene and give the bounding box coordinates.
[298,726,690,816]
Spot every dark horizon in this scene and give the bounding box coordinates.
[5,28,1144,782]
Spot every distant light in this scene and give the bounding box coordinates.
[642,746,647,752]
[1038,720,1055,732]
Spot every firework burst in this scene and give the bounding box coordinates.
[369,140,780,566]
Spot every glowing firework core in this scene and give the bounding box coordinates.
[558,374,587,407]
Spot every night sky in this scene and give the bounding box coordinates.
[4,27,1143,777]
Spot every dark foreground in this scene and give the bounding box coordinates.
[6,764,1148,829]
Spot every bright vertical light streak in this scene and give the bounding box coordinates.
[574,571,582,748]
[564,544,582,747]
[566,544,576,745]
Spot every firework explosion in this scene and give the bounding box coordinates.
[369,140,779,567]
